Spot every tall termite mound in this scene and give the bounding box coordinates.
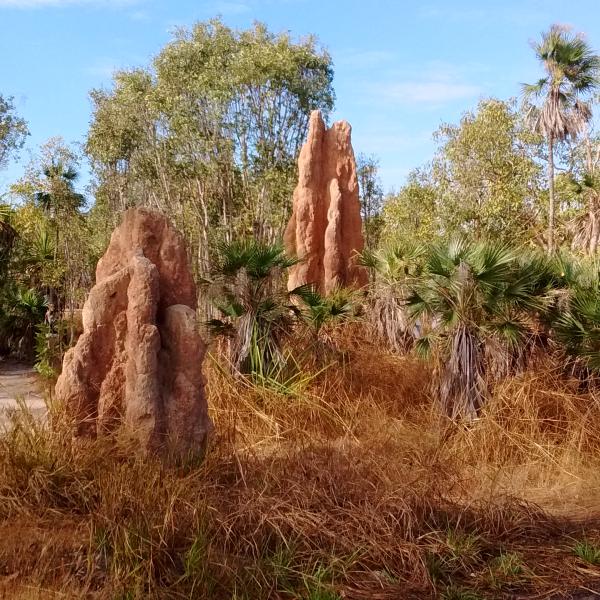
[284,110,368,294]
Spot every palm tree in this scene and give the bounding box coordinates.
[0,284,47,358]
[34,161,85,217]
[292,284,354,361]
[524,24,600,254]
[551,254,600,374]
[206,239,298,377]
[407,240,554,420]
[34,160,85,262]
[359,243,425,352]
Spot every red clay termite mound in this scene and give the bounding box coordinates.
[55,207,211,459]
[284,110,368,294]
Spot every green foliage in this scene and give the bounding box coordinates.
[0,284,46,357]
[207,239,299,378]
[552,258,600,371]
[292,284,354,340]
[0,94,28,170]
[0,204,17,285]
[86,19,334,280]
[381,169,439,247]
[554,289,600,370]
[360,243,425,352]
[1,138,93,359]
[444,529,481,563]
[357,153,384,249]
[524,24,600,253]
[33,321,67,380]
[408,239,555,418]
[524,24,600,142]
[440,585,484,600]
[207,239,353,385]
[573,540,600,565]
[487,552,527,589]
[381,100,544,247]
[434,99,543,243]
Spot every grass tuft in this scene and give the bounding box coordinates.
[573,540,600,565]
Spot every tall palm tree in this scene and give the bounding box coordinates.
[524,24,600,254]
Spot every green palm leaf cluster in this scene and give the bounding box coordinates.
[406,240,556,419]
[34,161,85,216]
[524,25,599,140]
[207,239,355,381]
[552,257,600,373]
[291,284,355,360]
[207,239,298,376]
[359,243,425,352]
[0,284,47,357]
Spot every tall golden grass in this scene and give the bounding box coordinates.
[1,324,600,598]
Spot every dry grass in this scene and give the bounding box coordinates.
[1,324,600,598]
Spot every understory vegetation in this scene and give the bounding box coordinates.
[1,17,600,600]
[2,332,600,598]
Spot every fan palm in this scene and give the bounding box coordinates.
[0,285,47,357]
[359,243,425,352]
[523,24,600,254]
[206,239,298,376]
[551,255,600,373]
[408,240,554,419]
[291,284,354,360]
[33,161,85,276]
[554,288,600,372]
[35,161,85,216]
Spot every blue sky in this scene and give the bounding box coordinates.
[1,0,599,196]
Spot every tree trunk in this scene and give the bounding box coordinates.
[589,195,600,255]
[547,134,555,255]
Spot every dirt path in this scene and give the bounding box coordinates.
[0,361,46,427]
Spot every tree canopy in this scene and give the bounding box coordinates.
[87,19,334,278]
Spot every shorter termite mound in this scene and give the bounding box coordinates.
[55,207,212,459]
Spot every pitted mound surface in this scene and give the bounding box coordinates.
[55,208,211,459]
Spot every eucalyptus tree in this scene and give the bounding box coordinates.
[87,19,334,279]
[381,100,543,248]
[432,99,544,244]
[380,170,439,248]
[524,24,600,254]
[0,94,28,171]
[357,154,384,249]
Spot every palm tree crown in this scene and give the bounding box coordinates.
[525,24,599,140]
[524,24,600,254]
